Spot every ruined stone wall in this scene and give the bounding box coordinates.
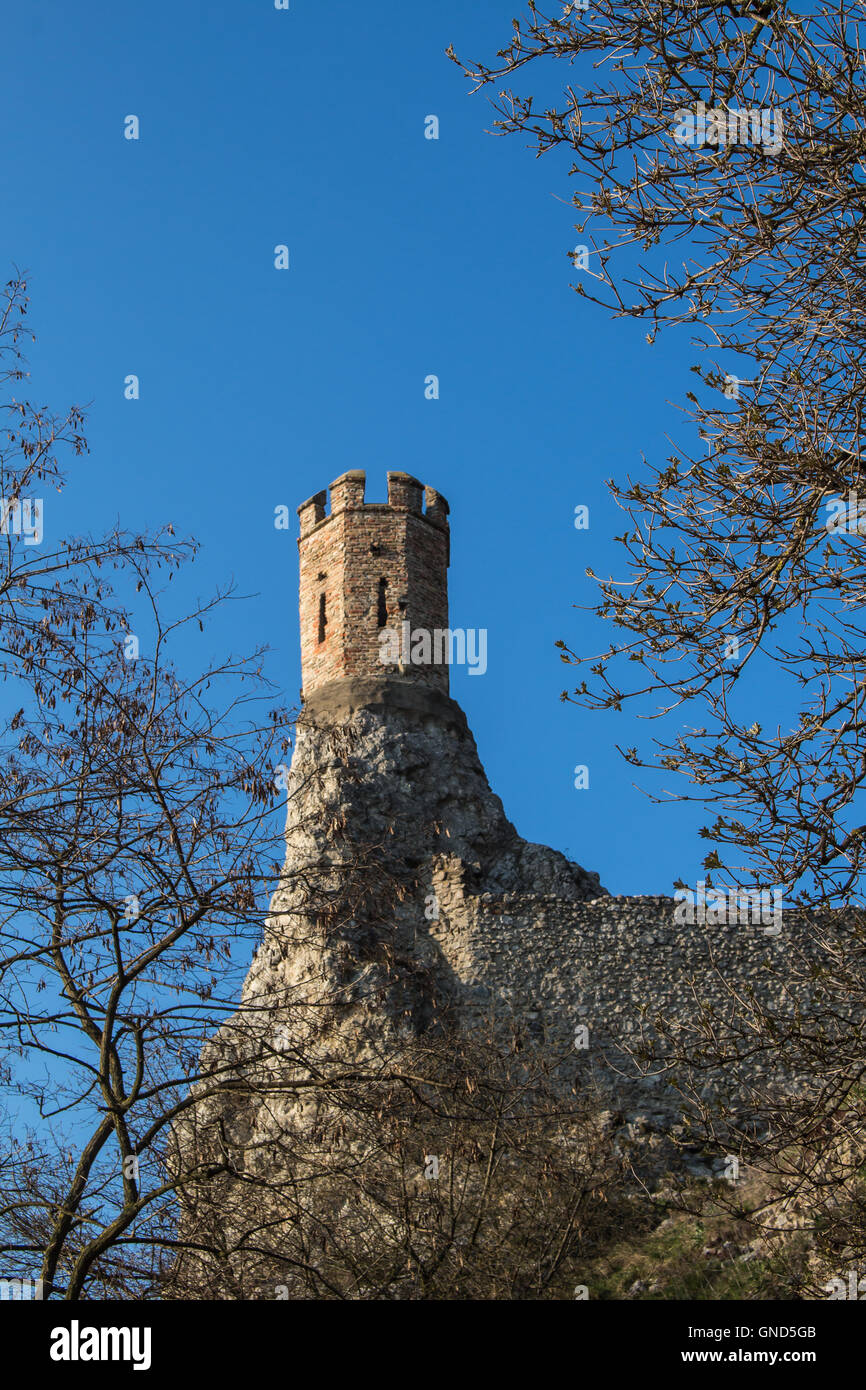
[174,687,850,1296]
[233,689,829,1125]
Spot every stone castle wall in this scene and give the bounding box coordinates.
[234,689,829,1127]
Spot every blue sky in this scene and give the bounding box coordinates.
[2,0,728,896]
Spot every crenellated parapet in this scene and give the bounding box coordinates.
[298,471,450,536]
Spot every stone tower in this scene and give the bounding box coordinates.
[297,470,451,702]
[175,473,821,1297]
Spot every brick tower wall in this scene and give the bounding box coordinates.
[297,471,450,699]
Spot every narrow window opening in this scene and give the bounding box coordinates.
[377,577,388,627]
[317,592,327,644]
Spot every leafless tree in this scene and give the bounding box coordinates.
[167,1015,634,1301]
[451,3,866,1282]
[0,276,298,1298]
[452,0,866,911]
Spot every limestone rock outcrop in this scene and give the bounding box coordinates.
[170,472,840,1298]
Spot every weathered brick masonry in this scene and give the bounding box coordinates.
[297,470,450,697]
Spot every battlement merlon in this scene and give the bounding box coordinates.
[297,471,450,538]
[296,489,327,535]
